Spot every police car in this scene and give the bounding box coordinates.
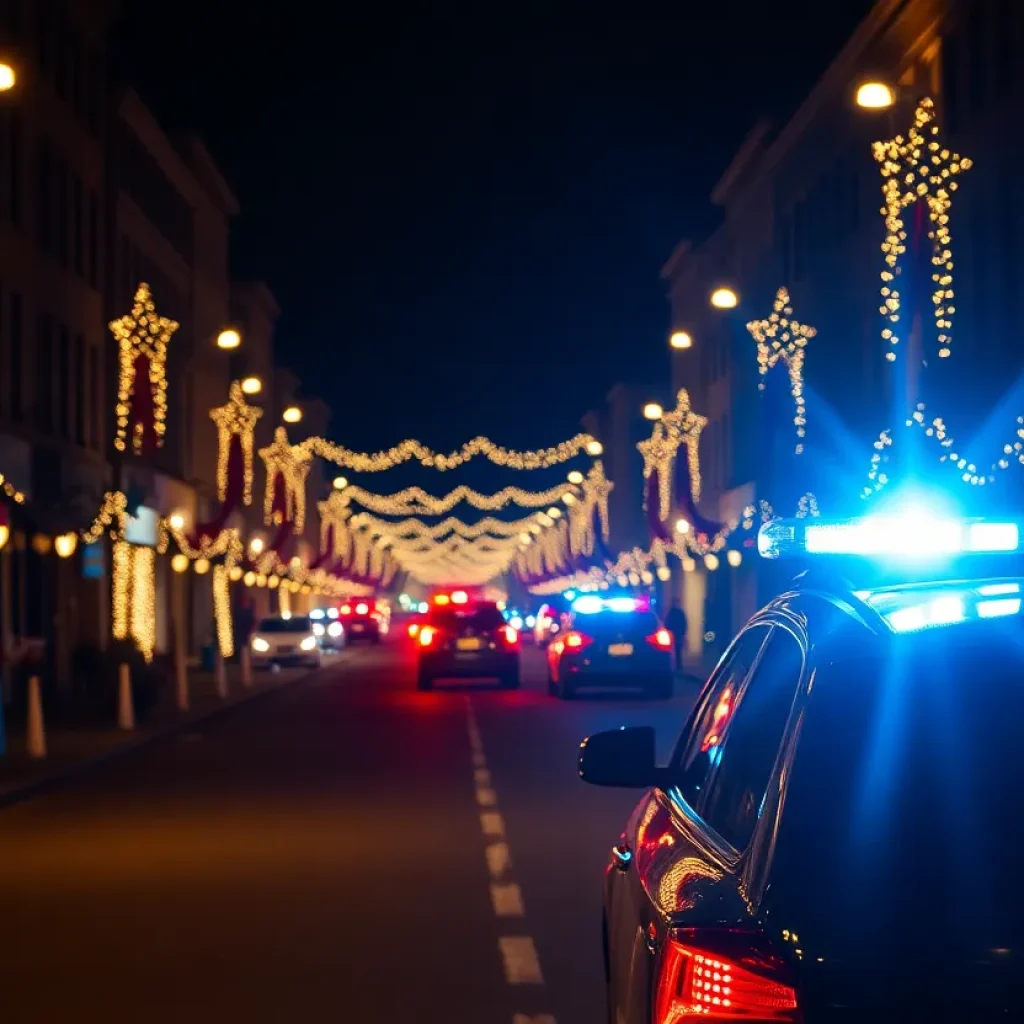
[580,511,1024,1023]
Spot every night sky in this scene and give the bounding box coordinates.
[113,2,872,459]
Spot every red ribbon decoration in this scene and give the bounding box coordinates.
[646,471,673,544]
[307,524,334,572]
[190,434,245,544]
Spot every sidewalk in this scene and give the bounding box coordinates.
[0,662,309,807]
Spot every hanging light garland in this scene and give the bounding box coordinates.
[82,491,129,543]
[336,480,577,516]
[637,389,707,521]
[210,381,263,505]
[109,283,179,454]
[873,96,971,363]
[746,287,816,453]
[301,433,600,471]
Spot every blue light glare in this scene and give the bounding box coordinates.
[863,580,1024,633]
[605,597,638,613]
[571,596,604,614]
[525,615,536,627]
[418,602,429,614]
[509,616,524,630]
[563,590,577,602]
[310,609,325,620]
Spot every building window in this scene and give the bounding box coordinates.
[87,189,98,288]
[74,334,86,446]
[34,312,53,433]
[87,344,100,450]
[72,175,83,276]
[36,139,53,253]
[57,326,70,439]
[10,292,23,421]
[56,157,68,267]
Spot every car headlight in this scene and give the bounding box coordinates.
[327,621,343,637]
[252,636,270,653]
[300,635,317,651]
[313,622,325,636]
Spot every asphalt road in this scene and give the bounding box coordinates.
[0,639,701,1024]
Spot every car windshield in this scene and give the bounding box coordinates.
[783,621,1024,950]
[257,617,311,633]
[575,610,659,637]
[429,604,505,630]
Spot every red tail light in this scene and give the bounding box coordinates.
[563,631,593,650]
[418,627,438,647]
[655,933,798,1022]
[647,628,673,651]
[500,625,519,646]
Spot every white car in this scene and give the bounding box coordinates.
[250,615,322,669]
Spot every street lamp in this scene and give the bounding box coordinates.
[669,330,692,350]
[282,405,302,424]
[0,62,16,93]
[332,476,348,490]
[567,470,584,485]
[216,327,242,350]
[855,81,896,109]
[710,287,739,309]
[585,440,603,456]
[240,375,262,395]
[643,402,664,420]
[54,533,78,559]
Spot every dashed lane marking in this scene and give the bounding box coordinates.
[491,882,525,916]
[486,841,512,877]
[476,786,498,807]
[499,937,545,984]
[480,811,505,836]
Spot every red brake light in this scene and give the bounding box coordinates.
[647,628,673,650]
[563,631,592,650]
[655,935,798,1022]
[418,627,437,648]
[501,625,519,645]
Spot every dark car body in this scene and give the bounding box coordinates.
[417,602,519,690]
[547,605,673,698]
[341,599,382,643]
[586,577,1024,1023]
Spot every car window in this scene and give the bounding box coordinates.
[699,626,804,850]
[673,625,771,808]
[258,617,310,633]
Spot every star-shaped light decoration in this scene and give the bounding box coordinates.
[637,389,708,519]
[210,381,264,505]
[746,287,817,454]
[259,426,313,529]
[109,283,180,454]
[872,96,971,362]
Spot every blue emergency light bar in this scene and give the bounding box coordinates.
[571,595,650,614]
[759,515,1021,560]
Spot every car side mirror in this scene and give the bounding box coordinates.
[578,726,661,788]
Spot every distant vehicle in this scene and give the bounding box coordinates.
[250,614,321,669]
[309,607,345,651]
[546,595,673,699]
[339,598,388,644]
[416,597,520,691]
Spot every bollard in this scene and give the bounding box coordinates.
[118,662,134,731]
[176,654,189,712]
[241,646,252,688]
[26,675,46,758]
[215,651,228,699]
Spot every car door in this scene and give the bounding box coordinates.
[604,624,771,1024]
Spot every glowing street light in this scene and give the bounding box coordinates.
[855,81,895,109]
[241,376,262,395]
[0,63,16,93]
[54,533,78,559]
[282,405,302,424]
[643,402,664,421]
[216,328,241,350]
[585,440,603,456]
[567,470,584,485]
[669,330,692,350]
[710,287,739,309]
[332,476,349,490]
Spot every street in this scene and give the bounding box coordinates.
[0,641,699,1024]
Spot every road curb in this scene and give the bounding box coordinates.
[0,671,309,812]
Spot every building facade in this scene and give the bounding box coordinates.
[663,0,1024,645]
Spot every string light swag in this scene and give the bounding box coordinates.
[109,283,179,453]
[211,381,263,505]
[873,96,971,362]
[302,433,600,472]
[746,287,816,453]
[337,480,575,516]
[350,512,566,540]
[637,389,707,519]
[260,426,313,529]
[82,491,129,543]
